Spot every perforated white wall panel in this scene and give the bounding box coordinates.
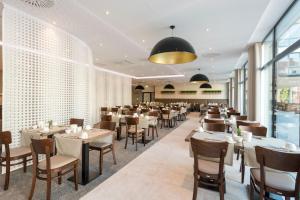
[2,5,132,149]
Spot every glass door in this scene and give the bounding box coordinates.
[274,48,300,146]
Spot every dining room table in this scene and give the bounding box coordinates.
[54,128,113,185]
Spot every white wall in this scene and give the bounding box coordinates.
[155,83,228,99]
[2,5,131,148]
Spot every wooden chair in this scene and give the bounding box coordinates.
[101,114,112,122]
[161,109,172,128]
[235,115,248,120]
[236,120,260,128]
[191,138,228,200]
[148,111,159,139]
[204,118,224,124]
[100,107,108,115]
[227,112,240,118]
[29,139,78,200]
[0,131,32,190]
[70,118,84,127]
[207,113,221,119]
[203,123,225,132]
[89,121,117,174]
[141,108,150,114]
[250,146,300,200]
[239,126,267,137]
[125,117,145,151]
[208,111,220,115]
[111,107,119,113]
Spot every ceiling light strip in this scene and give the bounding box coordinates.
[135,74,184,79]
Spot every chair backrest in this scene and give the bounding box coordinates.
[236,120,260,128]
[191,138,228,175]
[207,113,221,119]
[227,112,240,118]
[125,117,139,126]
[141,108,150,113]
[111,107,119,113]
[126,110,134,116]
[0,131,12,145]
[101,115,112,122]
[101,107,107,111]
[204,118,224,124]
[235,115,247,120]
[70,118,84,127]
[255,146,300,194]
[203,123,225,132]
[31,138,54,171]
[124,105,131,109]
[239,125,267,137]
[0,131,12,157]
[148,111,159,117]
[99,121,116,131]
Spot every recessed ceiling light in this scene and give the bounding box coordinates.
[206,28,210,32]
[209,47,213,51]
[105,10,110,15]
[124,55,128,58]
[52,21,56,25]
[99,43,103,47]
[142,39,146,43]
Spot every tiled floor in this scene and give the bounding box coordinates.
[82,113,249,200]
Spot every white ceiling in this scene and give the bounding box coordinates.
[2,0,294,85]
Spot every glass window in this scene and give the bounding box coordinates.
[260,64,273,136]
[262,32,274,65]
[276,1,300,54]
[274,48,300,146]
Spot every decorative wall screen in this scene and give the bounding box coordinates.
[2,6,132,149]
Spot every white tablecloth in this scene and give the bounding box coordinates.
[111,115,157,129]
[55,129,112,159]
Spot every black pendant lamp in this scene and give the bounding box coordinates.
[135,85,144,90]
[164,84,175,89]
[149,25,197,64]
[200,83,212,88]
[190,68,209,83]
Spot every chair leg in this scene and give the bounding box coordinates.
[155,126,158,137]
[143,132,146,146]
[29,171,36,200]
[46,173,51,200]
[152,127,154,140]
[125,132,128,149]
[4,160,10,190]
[219,182,225,200]
[23,157,27,173]
[112,145,117,165]
[99,149,103,175]
[135,134,138,151]
[192,175,198,200]
[132,134,134,144]
[241,152,245,183]
[148,127,150,136]
[237,149,240,160]
[58,172,62,185]
[74,163,78,191]
[250,178,254,200]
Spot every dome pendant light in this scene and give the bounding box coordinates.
[190,68,209,83]
[148,25,197,64]
[200,83,212,88]
[164,84,175,89]
[135,85,145,90]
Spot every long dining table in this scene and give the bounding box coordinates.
[21,126,113,185]
[54,128,113,185]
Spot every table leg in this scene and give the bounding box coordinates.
[81,143,89,185]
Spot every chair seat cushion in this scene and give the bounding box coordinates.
[38,155,77,170]
[128,127,144,133]
[251,168,296,191]
[89,142,112,149]
[198,159,221,175]
[1,146,31,158]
